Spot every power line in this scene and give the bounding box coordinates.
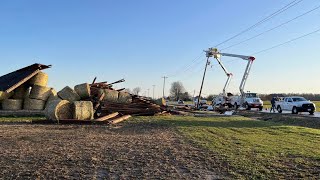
[166,52,204,78]
[221,4,320,50]
[214,0,304,47]
[253,27,320,55]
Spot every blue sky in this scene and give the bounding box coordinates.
[0,0,319,98]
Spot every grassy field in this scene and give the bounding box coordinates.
[263,101,320,112]
[1,115,319,178]
[138,115,320,178]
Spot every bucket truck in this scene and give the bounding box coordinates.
[205,49,233,108]
[205,48,263,110]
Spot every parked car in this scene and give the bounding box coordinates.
[177,100,184,104]
[275,96,316,115]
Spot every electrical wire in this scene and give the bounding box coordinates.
[221,4,320,50]
[252,27,320,55]
[166,52,204,78]
[214,0,304,47]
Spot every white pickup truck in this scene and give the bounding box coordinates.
[276,96,316,115]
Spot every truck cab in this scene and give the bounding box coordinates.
[243,93,263,110]
[276,96,316,115]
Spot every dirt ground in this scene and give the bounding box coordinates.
[0,120,229,179]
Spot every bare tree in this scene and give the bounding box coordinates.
[132,87,141,95]
[170,81,185,101]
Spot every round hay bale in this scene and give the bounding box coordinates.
[73,101,94,120]
[2,99,23,110]
[103,89,119,102]
[118,92,132,104]
[29,71,48,87]
[13,85,30,99]
[0,91,14,101]
[46,88,58,102]
[29,85,51,101]
[57,86,81,102]
[24,98,45,110]
[45,89,62,109]
[74,83,90,99]
[45,100,72,120]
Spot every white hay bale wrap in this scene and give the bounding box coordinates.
[13,85,30,99]
[2,99,23,110]
[57,86,81,102]
[29,85,51,101]
[23,98,45,110]
[29,71,49,87]
[45,100,72,120]
[103,89,119,102]
[72,101,94,120]
[74,83,90,99]
[0,91,14,101]
[118,92,132,104]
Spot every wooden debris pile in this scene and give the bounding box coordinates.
[0,64,167,124]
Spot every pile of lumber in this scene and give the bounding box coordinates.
[100,95,162,116]
[0,63,167,124]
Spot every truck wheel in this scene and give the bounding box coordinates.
[277,106,282,113]
[245,103,251,110]
[292,107,298,114]
[309,111,314,115]
[259,106,263,111]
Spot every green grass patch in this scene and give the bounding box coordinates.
[0,116,46,123]
[135,115,320,178]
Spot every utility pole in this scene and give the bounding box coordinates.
[147,88,150,97]
[196,57,210,109]
[162,76,168,98]
[152,85,155,99]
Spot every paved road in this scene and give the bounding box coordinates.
[251,108,320,118]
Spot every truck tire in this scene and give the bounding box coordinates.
[309,111,314,115]
[259,106,263,111]
[234,103,238,109]
[292,107,298,114]
[245,103,251,110]
[277,106,282,113]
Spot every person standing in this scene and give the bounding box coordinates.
[270,97,276,113]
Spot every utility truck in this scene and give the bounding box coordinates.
[205,48,263,110]
[276,96,316,115]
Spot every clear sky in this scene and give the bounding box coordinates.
[0,0,319,98]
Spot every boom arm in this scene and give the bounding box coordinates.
[205,48,255,97]
[214,57,233,96]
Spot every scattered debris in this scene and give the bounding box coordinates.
[0,64,169,125]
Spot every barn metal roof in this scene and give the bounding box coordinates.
[0,63,51,93]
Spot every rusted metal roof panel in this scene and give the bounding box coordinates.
[0,63,51,93]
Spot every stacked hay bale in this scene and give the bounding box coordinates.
[24,71,54,111]
[45,83,94,121]
[118,91,132,104]
[0,71,57,111]
[1,85,27,110]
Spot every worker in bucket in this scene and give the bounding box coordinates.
[270,97,276,113]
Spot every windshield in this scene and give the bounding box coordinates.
[245,93,257,98]
[292,97,307,102]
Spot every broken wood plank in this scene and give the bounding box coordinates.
[95,112,119,122]
[109,115,131,124]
